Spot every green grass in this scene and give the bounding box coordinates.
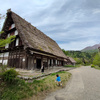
[0,71,71,100]
[0,78,33,100]
[91,65,100,70]
[95,66,100,70]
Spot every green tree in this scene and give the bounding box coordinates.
[93,53,100,67]
[0,14,15,48]
[62,49,95,65]
[0,32,15,48]
[74,58,83,64]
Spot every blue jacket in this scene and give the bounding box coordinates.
[56,76,61,82]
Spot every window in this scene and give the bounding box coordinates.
[3,60,8,65]
[15,30,18,35]
[11,24,15,29]
[0,60,2,63]
[5,44,9,48]
[8,33,10,37]
[56,60,57,64]
[16,38,19,46]
[4,52,9,57]
[58,61,59,64]
[0,53,3,57]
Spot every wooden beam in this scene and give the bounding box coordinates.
[41,56,43,69]
[11,51,13,67]
[47,57,49,69]
[25,50,28,69]
[2,53,4,65]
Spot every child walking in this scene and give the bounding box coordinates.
[56,74,62,86]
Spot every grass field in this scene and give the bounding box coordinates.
[0,71,71,100]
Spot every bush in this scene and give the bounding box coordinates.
[93,53,100,67]
[91,64,95,68]
[74,58,83,64]
[0,65,7,73]
[1,68,19,83]
[91,64,100,70]
[0,78,33,100]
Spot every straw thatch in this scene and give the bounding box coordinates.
[67,57,76,63]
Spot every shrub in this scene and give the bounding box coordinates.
[93,53,100,67]
[0,78,33,100]
[74,58,83,64]
[91,64,95,68]
[0,65,7,73]
[1,68,19,83]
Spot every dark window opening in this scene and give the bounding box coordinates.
[36,59,41,69]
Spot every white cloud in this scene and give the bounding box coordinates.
[59,40,98,50]
[93,9,100,14]
[0,0,100,50]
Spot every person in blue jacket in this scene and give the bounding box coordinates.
[56,74,62,86]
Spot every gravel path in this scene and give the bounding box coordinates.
[44,66,100,100]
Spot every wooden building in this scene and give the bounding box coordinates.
[0,9,71,70]
[65,57,76,66]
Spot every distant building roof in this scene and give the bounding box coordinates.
[67,57,76,63]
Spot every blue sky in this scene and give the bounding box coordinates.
[0,0,100,50]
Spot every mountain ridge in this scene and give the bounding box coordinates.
[81,43,100,52]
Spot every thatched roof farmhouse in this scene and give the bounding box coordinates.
[0,9,75,70]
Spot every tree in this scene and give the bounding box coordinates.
[0,14,15,48]
[93,53,100,67]
[0,32,15,48]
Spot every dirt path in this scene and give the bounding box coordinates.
[44,66,100,100]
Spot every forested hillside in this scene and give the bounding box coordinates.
[81,49,98,53]
[62,49,96,65]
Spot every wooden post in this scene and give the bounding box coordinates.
[41,56,43,69]
[33,54,36,69]
[2,53,4,65]
[25,50,28,69]
[11,51,13,67]
[52,59,53,67]
[47,57,49,69]
[15,50,17,68]
[57,60,58,66]
[8,52,10,67]
[12,51,14,67]
[18,50,20,68]
[9,52,11,66]
[21,55,22,69]
[56,59,57,66]
[32,56,34,70]
[11,51,13,68]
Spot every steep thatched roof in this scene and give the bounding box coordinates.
[67,57,76,63]
[3,10,67,58]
